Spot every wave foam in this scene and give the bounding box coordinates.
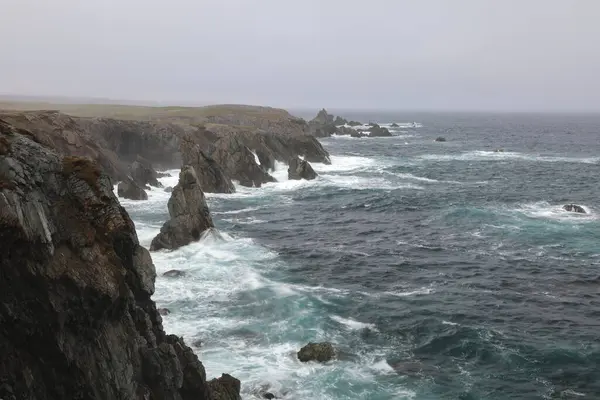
[419,151,599,164]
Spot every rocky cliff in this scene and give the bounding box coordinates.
[0,120,240,400]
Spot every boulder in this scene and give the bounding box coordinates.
[0,122,240,400]
[435,136,447,142]
[150,165,215,251]
[368,124,392,137]
[117,177,148,200]
[288,156,318,180]
[563,204,586,213]
[297,342,335,362]
[163,269,187,278]
[208,374,242,400]
[164,186,173,193]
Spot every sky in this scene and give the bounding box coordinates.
[1,0,599,111]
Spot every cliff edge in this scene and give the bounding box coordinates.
[0,119,240,400]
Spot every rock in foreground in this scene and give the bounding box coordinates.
[150,165,214,251]
[0,122,240,400]
[297,342,336,362]
[288,156,317,180]
[563,204,586,213]
[117,177,148,200]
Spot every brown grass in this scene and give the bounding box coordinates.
[62,156,102,193]
[0,136,10,155]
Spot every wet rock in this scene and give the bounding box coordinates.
[347,120,362,126]
[163,269,186,278]
[297,342,336,362]
[494,148,504,153]
[158,308,171,316]
[180,136,236,193]
[333,116,348,126]
[117,177,148,200]
[336,126,359,137]
[0,123,240,400]
[208,374,242,400]
[192,339,203,347]
[164,186,173,193]
[390,123,400,127]
[150,165,214,251]
[288,156,317,180]
[130,155,163,188]
[563,204,586,213]
[368,124,392,137]
[263,392,276,399]
[435,136,447,142]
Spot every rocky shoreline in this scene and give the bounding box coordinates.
[0,104,361,399]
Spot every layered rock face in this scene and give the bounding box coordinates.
[150,165,215,251]
[118,178,148,200]
[0,121,240,400]
[180,137,235,193]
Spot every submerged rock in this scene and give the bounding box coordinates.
[563,204,586,213]
[117,177,148,200]
[0,122,240,400]
[150,165,214,251]
[164,186,173,193]
[494,148,504,153]
[435,136,447,142]
[163,269,187,278]
[288,156,318,180]
[158,308,171,316]
[297,342,336,362]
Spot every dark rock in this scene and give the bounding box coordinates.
[563,204,586,213]
[130,155,163,188]
[150,165,214,251]
[157,172,172,178]
[368,124,392,137]
[0,123,240,400]
[117,177,148,200]
[163,269,186,278]
[311,108,334,125]
[390,123,400,127]
[288,156,317,180]
[210,135,276,188]
[297,342,336,362]
[158,308,171,316]
[435,137,447,142]
[347,121,362,126]
[165,186,174,193]
[208,374,242,400]
[256,149,275,171]
[191,339,203,348]
[264,392,276,399]
[333,116,348,126]
[494,148,504,153]
[336,126,359,137]
[180,136,236,193]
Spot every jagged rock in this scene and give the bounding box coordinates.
[368,124,392,137]
[118,177,148,200]
[150,165,214,251]
[288,156,318,180]
[563,204,586,213]
[333,116,348,126]
[210,135,276,188]
[165,186,174,193]
[435,137,447,142]
[256,149,275,171]
[208,374,242,400]
[157,172,172,178]
[311,109,334,125]
[130,155,163,188]
[336,126,359,137]
[297,342,336,362]
[390,123,400,127]
[0,122,240,400]
[158,308,171,316]
[347,121,362,126]
[180,137,236,193]
[163,269,187,278]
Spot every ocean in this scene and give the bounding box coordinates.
[118,112,600,400]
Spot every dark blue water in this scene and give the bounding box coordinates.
[129,113,600,400]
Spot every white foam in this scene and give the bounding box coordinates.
[420,151,599,164]
[385,287,435,297]
[506,201,597,223]
[330,315,378,331]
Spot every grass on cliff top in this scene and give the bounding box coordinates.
[0,101,297,124]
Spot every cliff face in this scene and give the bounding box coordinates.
[0,120,240,400]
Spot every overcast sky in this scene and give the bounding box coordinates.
[1,0,599,111]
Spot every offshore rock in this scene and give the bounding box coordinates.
[117,177,148,200]
[0,121,240,400]
[297,342,336,363]
[150,165,214,251]
[288,156,318,180]
[180,136,235,193]
[130,155,163,188]
[563,204,586,214]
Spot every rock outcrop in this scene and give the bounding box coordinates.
[435,137,447,142]
[297,342,336,362]
[180,136,236,193]
[130,155,163,188]
[150,165,215,251]
[563,204,586,213]
[118,177,149,200]
[288,156,318,180]
[347,121,362,127]
[311,108,335,125]
[0,121,240,400]
[364,124,392,137]
[390,123,400,127]
[333,116,348,126]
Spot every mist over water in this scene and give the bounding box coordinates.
[119,113,600,399]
